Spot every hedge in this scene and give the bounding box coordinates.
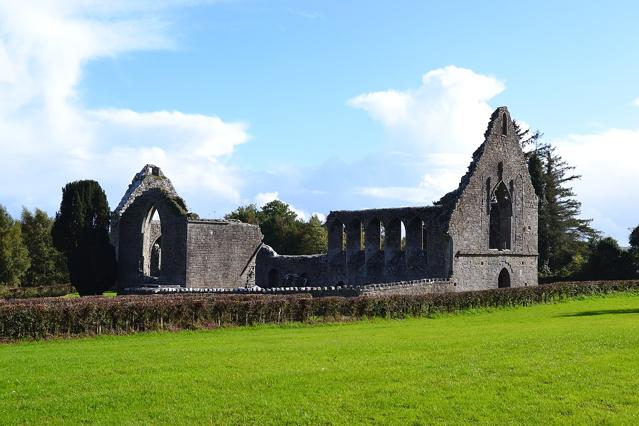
[1,280,639,341]
[0,284,75,300]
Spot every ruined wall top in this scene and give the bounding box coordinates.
[112,164,187,222]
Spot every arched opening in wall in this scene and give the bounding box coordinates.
[142,206,162,279]
[400,221,406,251]
[502,113,508,135]
[150,236,162,278]
[380,222,386,250]
[489,181,512,250]
[268,269,280,287]
[498,268,511,288]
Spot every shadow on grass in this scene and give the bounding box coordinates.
[559,308,639,317]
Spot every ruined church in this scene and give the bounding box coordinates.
[111,107,538,294]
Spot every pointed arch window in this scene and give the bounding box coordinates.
[489,181,512,250]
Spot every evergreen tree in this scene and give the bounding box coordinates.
[52,181,116,295]
[514,122,598,277]
[21,208,69,286]
[0,205,30,286]
[629,225,639,277]
[630,225,639,250]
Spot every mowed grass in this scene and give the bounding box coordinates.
[2,294,639,425]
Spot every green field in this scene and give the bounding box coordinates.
[1,293,639,425]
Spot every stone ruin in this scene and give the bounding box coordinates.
[111,107,538,294]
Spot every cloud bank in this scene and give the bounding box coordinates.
[347,65,505,204]
[0,1,247,216]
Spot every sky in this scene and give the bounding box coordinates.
[0,0,638,243]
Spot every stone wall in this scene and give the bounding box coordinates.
[446,107,539,290]
[324,206,450,285]
[112,165,189,290]
[255,245,328,287]
[185,219,262,288]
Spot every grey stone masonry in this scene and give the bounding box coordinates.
[111,165,262,291]
[115,106,537,294]
[256,106,538,291]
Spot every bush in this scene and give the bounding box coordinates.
[2,280,639,341]
[0,284,75,300]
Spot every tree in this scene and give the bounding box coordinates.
[0,205,30,286]
[629,225,639,277]
[21,208,68,286]
[579,237,634,280]
[298,215,328,254]
[52,181,116,295]
[630,225,639,250]
[225,204,260,225]
[225,201,328,255]
[515,122,598,277]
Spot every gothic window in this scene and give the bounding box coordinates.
[489,181,512,250]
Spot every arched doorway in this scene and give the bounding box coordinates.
[498,268,511,288]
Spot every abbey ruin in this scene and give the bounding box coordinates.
[111,107,538,294]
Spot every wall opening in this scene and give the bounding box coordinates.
[498,268,511,288]
[489,181,512,250]
[142,206,162,279]
[400,221,406,251]
[150,236,161,278]
[501,113,508,135]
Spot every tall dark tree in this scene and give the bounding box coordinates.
[629,225,639,277]
[0,205,30,286]
[630,225,639,250]
[515,122,598,277]
[52,181,116,295]
[21,208,68,286]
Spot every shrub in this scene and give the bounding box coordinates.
[0,284,75,300]
[1,280,639,341]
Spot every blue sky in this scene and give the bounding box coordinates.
[1,0,638,242]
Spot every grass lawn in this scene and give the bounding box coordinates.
[1,293,639,425]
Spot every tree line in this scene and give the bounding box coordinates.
[1,126,638,294]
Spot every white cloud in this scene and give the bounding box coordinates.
[552,128,639,242]
[255,191,279,207]
[253,191,324,222]
[348,65,505,204]
[0,1,246,217]
[633,97,639,108]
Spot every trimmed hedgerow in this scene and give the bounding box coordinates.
[0,284,75,300]
[1,280,639,341]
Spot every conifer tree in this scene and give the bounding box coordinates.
[515,122,597,276]
[52,180,116,295]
